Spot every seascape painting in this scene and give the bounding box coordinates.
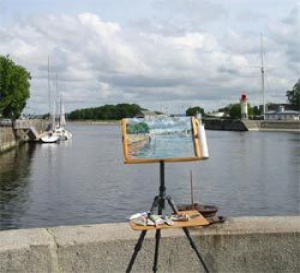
[121,116,206,164]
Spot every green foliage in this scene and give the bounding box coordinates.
[127,122,150,134]
[286,79,300,110]
[248,104,254,118]
[0,55,31,119]
[252,105,261,116]
[186,106,205,117]
[68,103,144,120]
[217,106,230,116]
[228,103,241,119]
[228,103,253,119]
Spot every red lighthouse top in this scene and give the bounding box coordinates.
[240,93,247,101]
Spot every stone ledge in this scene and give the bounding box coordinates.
[0,216,299,273]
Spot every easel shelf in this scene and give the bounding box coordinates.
[130,210,209,231]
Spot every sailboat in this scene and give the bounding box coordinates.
[40,130,59,143]
[40,107,59,143]
[53,95,72,141]
[40,58,59,144]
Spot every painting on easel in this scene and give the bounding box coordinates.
[121,116,209,164]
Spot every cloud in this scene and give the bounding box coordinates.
[268,3,300,68]
[0,1,299,114]
[151,0,227,29]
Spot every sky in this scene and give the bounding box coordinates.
[0,0,299,115]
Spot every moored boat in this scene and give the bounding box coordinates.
[54,126,72,141]
[53,95,72,141]
[40,132,59,143]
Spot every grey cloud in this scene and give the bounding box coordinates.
[1,3,299,114]
[267,4,300,73]
[151,0,226,25]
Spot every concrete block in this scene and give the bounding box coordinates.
[0,216,299,273]
[0,228,59,273]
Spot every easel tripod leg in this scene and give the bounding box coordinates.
[166,196,178,213]
[152,229,161,273]
[126,230,147,273]
[150,196,160,213]
[182,227,210,273]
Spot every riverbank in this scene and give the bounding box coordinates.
[1,119,299,154]
[0,216,298,273]
[0,126,17,153]
[0,119,119,154]
[72,118,300,132]
[0,119,49,154]
[69,120,120,125]
[204,119,300,132]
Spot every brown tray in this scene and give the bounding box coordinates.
[130,210,210,231]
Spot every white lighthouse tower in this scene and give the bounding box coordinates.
[240,93,248,119]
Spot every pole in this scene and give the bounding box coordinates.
[48,56,51,120]
[158,161,166,214]
[190,170,194,209]
[260,33,265,120]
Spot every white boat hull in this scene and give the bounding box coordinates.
[54,127,72,141]
[40,133,59,143]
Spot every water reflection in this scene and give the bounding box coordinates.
[0,124,299,231]
[0,144,36,229]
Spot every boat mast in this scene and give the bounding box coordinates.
[52,101,56,129]
[56,73,59,127]
[48,56,51,120]
[260,34,265,120]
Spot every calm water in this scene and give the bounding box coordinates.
[0,123,299,230]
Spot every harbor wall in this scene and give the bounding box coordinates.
[0,127,17,153]
[259,120,300,131]
[203,119,248,131]
[204,119,300,132]
[0,216,299,273]
[0,119,47,153]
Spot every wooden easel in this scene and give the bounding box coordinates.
[126,161,210,273]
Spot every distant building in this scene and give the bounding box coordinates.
[208,111,226,118]
[267,103,294,111]
[265,106,300,120]
[136,110,159,119]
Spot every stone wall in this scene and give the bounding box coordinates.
[203,119,300,132]
[203,119,248,131]
[0,127,17,153]
[0,119,47,153]
[260,120,300,131]
[0,216,299,273]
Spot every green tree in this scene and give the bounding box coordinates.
[68,103,144,120]
[228,103,241,119]
[286,79,300,110]
[217,106,230,117]
[186,106,205,117]
[228,103,253,119]
[252,105,261,116]
[0,55,31,119]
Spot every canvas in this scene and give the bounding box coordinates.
[121,116,209,164]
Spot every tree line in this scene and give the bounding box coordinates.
[67,103,145,120]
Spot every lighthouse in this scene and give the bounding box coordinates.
[240,93,248,119]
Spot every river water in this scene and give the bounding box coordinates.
[0,122,299,230]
